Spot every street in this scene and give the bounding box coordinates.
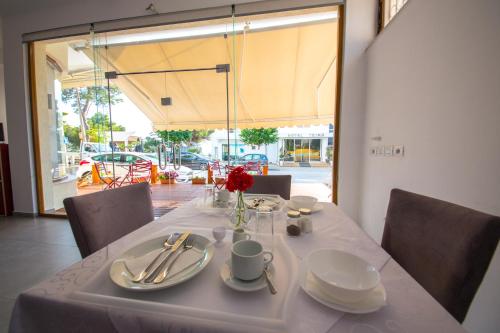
[268,166,332,186]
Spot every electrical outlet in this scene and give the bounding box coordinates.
[394,145,404,156]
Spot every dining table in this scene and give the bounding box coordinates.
[8,198,467,333]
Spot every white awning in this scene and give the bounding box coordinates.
[59,8,338,130]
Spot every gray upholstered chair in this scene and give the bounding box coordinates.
[246,175,292,200]
[63,182,154,258]
[382,188,500,323]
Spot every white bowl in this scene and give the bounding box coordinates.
[290,196,318,210]
[308,249,380,303]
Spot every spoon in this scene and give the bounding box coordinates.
[132,233,179,283]
[264,264,277,295]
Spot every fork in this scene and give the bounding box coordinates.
[153,236,194,284]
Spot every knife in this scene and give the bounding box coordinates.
[144,231,191,283]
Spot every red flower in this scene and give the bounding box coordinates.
[225,167,254,192]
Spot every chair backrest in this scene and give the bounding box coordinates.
[130,160,152,182]
[244,161,261,173]
[382,188,500,322]
[63,182,154,258]
[210,161,223,176]
[245,175,292,200]
[94,161,108,178]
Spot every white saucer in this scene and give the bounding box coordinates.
[287,201,323,213]
[298,259,386,313]
[220,260,274,292]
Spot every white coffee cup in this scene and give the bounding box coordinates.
[231,240,273,281]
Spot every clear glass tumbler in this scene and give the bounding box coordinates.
[255,206,274,253]
[203,184,215,207]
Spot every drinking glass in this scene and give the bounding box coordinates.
[255,206,274,253]
[203,184,215,207]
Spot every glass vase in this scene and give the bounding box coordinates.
[230,190,248,230]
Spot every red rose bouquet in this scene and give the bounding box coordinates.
[225,167,254,192]
[225,167,254,230]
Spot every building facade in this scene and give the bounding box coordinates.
[201,124,333,166]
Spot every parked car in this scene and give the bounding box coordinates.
[236,153,269,166]
[179,152,212,170]
[80,142,112,160]
[76,152,193,182]
[222,153,239,162]
[145,151,211,170]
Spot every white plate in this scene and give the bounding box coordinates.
[109,234,214,291]
[287,201,324,213]
[244,194,284,211]
[220,259,275,292]
[299,258,386,314]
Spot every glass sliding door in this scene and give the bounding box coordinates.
[30,5,341,216]
[231,5,339,201]
[310,139,321,161]
[31,40,81,214]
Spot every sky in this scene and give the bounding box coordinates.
[61,93,154,138]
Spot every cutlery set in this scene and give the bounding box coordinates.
[133,231,193,284]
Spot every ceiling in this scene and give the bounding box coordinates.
[0,0,76,16]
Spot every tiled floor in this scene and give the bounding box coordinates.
[0,216,81,332]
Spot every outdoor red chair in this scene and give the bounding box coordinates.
[94,161,121,189]
[121,160,152,185]
[244,161,262,175]
[210,161,226,189]
[210,161,224,176]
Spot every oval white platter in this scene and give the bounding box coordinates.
[109,233,214,292]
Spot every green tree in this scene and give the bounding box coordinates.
[86,113,126,143]
[61,86,122,144]
[143,136,160,153]
[156,130,192,144]
[63,124,81,151]
[191,130,214,143]
[240,128,279,155]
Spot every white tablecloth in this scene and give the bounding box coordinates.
[9,201,466,333]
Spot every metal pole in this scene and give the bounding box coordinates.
[113,67,217,77]
[225,70,230,166]
[107,78,116,188]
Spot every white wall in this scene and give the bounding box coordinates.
[337,0,378,221]
[360,0,500,331]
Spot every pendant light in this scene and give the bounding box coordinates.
[161,72,172,105]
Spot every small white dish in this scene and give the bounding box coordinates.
[299,259,386,314]
[308,249,380,302]
[220,260,274,292]
[290,195,318,210]
[212,226,226,243]
[287,201,323,213]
